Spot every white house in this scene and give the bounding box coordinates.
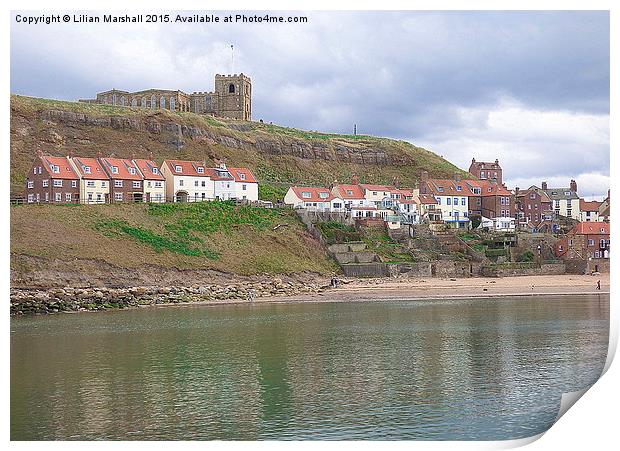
[479,216,516,232]
[579,199,603,222]
[284,186,344,212]
[207,163,237,200]
[422,178,470,229]
[68,156,110,204]
[161,160,213,202]
[133,159,166,203]
[331,183,373,209]
[229,167,259,202]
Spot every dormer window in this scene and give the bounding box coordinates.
[84,166,91,174]
[347,190,353,195]
[111,166,118,174]
[50,164,60,173]
[175,165,182,173]
[456,186,462,191]
[319,192,328,199]
[302,192,311,199]
[128,167,136,175]
[197,167,204,174]
[564,191,571,195]
[239,173,246,180]
[437,187,444,193]
[488,187,492,192]
[152,168,158,174]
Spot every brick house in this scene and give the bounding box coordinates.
[25,154,80,204]
[555,222,610,263]
[515,186,554,230]
[68,156,110,204]
[133,159,166,203]
[464,179,514,220]
[468,158,503,185]
[100,157,144,203]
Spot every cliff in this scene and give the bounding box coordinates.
[10,95,467,198]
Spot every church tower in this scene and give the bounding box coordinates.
[214,73,252,121]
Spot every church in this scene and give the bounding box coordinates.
[78,73,252,121]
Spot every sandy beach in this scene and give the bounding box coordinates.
[153,274,610,309]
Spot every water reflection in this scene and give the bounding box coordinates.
[11,295,609,440]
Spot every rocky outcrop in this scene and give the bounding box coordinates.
[10,279,327,315]
[37,109,404,166]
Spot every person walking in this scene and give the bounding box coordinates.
[597,280,601,291]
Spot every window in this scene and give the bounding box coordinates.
[111,166,118,174]
[179,180,184,186]
[229,83,235,93]
[155,181,162,188]
[101,181,106,187]
[197,167,204,174]
[480,171,485,178]
[53,180,63,187]
[96,193,103,202]
[44,192,49,202]
[239,173,246,180]
[84,166,91,174]
[115,193,123,201]
[50,164,59,173]
[447,198,451,205]
[346,190,353,196]
[530,193,536,199]
[302,192,311,199]
[87,181,95,187]
[55,192,62,202]
[501,197,505,205]
[120,96,126,106]
[65,193,72,202]
[600,227,605,233]
[114,180,123,187]
[456,186,462,191]
[201,181,206,187]
[132,181,141,189]
[601,239,606,247]
[152,168,158,174]
[27,194,34,203]
[175,165,182,173]
[151,95,156,109]
[242,184,247,191]
[453,197,458,205]
[437,187,444,193]
[170,97,175,111]
[71,180,77,188]
[194,181,199,187]
[147,181,152,188]
[128,167,136,175]
[461,197,466,206]
[588,239,595,246]
[87,193,93,202]
[565,191,571,195]
[160,96,166,108]
[131,98,137,107]
[594,251,600,258]
[27,181,34,189]
[319,192,328,199]
[372,191,377,196]
[141,97,147,108]
[437,198,441,205]
[473,188,481,195]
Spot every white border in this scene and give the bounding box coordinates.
[3,1,617,450]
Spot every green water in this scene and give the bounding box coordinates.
[11,294,609,440]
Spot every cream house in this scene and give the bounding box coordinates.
[134,159,166,202]
[284,186,344,212]
[161,160,213,202]
[68,156,110,204]
[229,167,259,201]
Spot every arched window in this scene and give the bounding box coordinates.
[169,97,175,111]
[228,83,235,93]
[131,98,137,107]
[141,97,147,108]
[151,95,156,109]
[103,96,108,104]
[112,94,117,105]
[120,96,126,106]
[160,96,166,109]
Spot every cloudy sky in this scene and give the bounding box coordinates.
[11,10,610,199]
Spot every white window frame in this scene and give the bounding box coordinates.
[114,180,123,188]
[53,180,63,187]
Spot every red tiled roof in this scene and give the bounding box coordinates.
[133,159,165,181]
[579,199,602,212]
[478,181,512,196]
[416,194,438,204]
[40,156,79,180]
[333,184,365,199]
[573,222,610,235]
[228,167,257,183]
[360,184,393,193]
[426,179,470,196]
[204,167,235,181]
[100,158,143,180]
[71,157,108,180]
[290,186,339,202]
[163,160,211,177]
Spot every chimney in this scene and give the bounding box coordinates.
[420,170,429,194]
[515,187,520,197]
[541,181,548,190]
[351,173,358,185]
[471,157,476,164]
[495,159,499,165]
[570,179,577,193]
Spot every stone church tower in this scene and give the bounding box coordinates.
[214,74,252,121]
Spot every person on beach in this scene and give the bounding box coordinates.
[248,290,255,302]
[597,280,601,290]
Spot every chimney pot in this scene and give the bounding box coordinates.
[541,181,548,190]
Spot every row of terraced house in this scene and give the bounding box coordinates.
[24,153,258,204]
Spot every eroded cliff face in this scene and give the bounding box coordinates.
[11,95,465,194]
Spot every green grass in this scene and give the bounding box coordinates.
[258,183,288,203]
[316,221,362,244]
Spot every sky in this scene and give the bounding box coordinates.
[10,10,610,199]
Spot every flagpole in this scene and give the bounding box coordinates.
[231,44,234,74]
